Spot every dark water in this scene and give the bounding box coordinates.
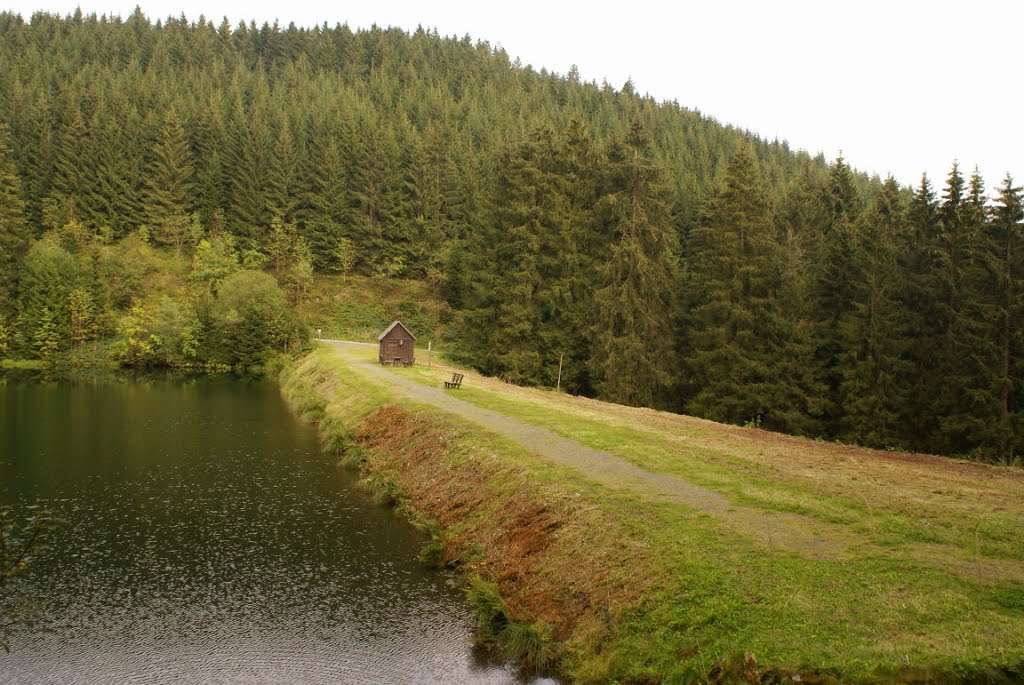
[0,375,534,684]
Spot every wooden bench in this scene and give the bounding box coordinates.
[444,373,464,389]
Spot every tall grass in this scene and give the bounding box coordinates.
[465,576,556,673]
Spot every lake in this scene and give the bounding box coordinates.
[0,374,535,684]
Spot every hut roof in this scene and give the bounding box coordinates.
[377,320,416,341]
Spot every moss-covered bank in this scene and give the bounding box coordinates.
[281,347,1024,684]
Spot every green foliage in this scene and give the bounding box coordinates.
[0,315,9,357]
[464,576,555,672]
[465,576,512,638]
[207,269,304,368]
[190,234,240,293]
[357,470,403,506]
[685,143,786,427]
[16,236,84,352]
[142,110,194,250]
[333,236,357,281]
[0,9,1022,457]
[590,121,678,407]
[415,521,447,568]
[0,123,28,316]
[113,300,162,366]
[66,287,96,348]
[31,306,62,366]
[97,233,162,309]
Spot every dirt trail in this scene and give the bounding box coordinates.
[322,341,1024,580]
[326,341,847,557]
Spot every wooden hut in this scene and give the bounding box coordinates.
[377,320,416,366]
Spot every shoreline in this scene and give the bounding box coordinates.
[280,345,1024,684]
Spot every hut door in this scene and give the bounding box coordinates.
[386,340,400,359]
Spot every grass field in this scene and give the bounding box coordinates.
[284,344,1024,683]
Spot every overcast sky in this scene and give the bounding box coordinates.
[5,0,1022,192]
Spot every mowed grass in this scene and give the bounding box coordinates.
[309,345,1024,682]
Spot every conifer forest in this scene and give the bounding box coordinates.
[1,11,1022,463]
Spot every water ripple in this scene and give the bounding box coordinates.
[1,378,544,684]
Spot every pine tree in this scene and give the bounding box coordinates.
[590,120,677,408]
[442,241,466,310]
[929,162,985,454]
[900,173,942,448]
[683,143,821,432]
[266,124,303,223]
[464,127,562,384]
[684,143,776,425]
[141,110,195,249]
[226,104,274,242]
[0,123,29,316]
[980,176,1024,462]
[811,155,863,432]
[838,177,910,447]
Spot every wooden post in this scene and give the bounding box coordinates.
[428,340,432,369]
[556,352,563,391]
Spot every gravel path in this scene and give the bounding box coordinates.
[333,342,732,508]
[318,340,1024,577]
[323,341,848,557]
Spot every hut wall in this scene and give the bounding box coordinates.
[378,327,415,365]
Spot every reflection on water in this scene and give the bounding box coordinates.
[0,375,541,684]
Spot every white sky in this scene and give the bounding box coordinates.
[4,0,1022,192]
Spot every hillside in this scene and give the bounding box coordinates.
[284,343,1024,682]
[1,10,1023,462]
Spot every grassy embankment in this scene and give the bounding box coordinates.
[282,343,1024,684]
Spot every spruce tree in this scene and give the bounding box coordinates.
[930,162,984,454]
[550,119,602,395]
[266,124,303,223]
[590,120,677,408]
[768,165,829,434]
[684,143,776,425]
[345,112,401,272]
[900,174,944,449]
[226,104,274,242]
[683,143,822,433]
[0,123,29,316]
[981,176,1024,462]
[811,155,862,432]
[50,103,91,228]
[464,127,564,384]
[443,241,466,310]
[398,131,443,276]
[141,110,195,249]
[838,177,910,447]
[304,136,351,272]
